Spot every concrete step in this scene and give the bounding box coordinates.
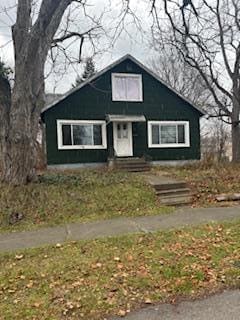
[115,163,150,168]
[114,160,148,166]
[115,165,150,172]
[160,194,193,206]
[154,182,188,191]
[115,157,146,163]
[124,167,151,172]
[113,157,151,172]
[156,188,191,197]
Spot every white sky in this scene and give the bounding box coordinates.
[0,0,155,93]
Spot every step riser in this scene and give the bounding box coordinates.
[161,200,192,206]
[110,157,151,172]
[156,189,191,197]
[159,194,192,205]
[115,162,149,166]
[154,183,188,191]
[115,160,147,164]
[116,165,150,169]
[117,168,151,172]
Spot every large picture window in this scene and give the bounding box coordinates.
[57,120,107,150]
[148,121,190,148]
[112,73,143,102]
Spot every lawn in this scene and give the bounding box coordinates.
[1,221,240,319]
[154,162,240,207]
[0,169,172,233]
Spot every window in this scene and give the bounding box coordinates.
[112,73,143,102]
[57,120,107,150]
[148,121,190,148]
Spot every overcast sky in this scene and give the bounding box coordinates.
[0,0,156,93]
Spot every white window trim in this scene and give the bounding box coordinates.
[111,73,143,102]
[148,121,190,148]
[57,120,107,150]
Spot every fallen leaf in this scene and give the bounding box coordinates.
[15,255,24,260]
[117,309,126,317]
[114,257,120,261]
[144,298,152,304]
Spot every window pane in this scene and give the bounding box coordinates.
[122,123,128,138]
[126,77,140,100]
[93,125,102,145]
[178,125,185,143]
[152,125,160,144]
[73,124,93,145]
[117,124,121,138]
[114,77,127,100]
[62,125,72,145]
[161,125,177,144]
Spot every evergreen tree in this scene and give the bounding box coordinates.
[73,57,96,87]
[0,59,12,80]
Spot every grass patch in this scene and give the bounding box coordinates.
[1,221,240,319]
[153,163,240,207]
[0,169,173,233]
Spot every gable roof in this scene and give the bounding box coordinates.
[42,54,205,116]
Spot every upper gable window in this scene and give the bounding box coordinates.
[112,73,143,102]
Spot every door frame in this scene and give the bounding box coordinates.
[113,122,133,157]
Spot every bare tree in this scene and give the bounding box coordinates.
[148,45,210,107]
[0,0,106,185]
[151,0,240,162]
[0,0,148,185]
[202,118,230,161]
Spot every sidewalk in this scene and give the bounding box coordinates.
[0,206,240,252]
[111,290,240,320]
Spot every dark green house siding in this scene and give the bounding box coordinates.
[43,57,202,165]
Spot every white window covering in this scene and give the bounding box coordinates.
[114,76,126,100]
[126,77,141,100]
[112,73,143,101]
[148,121,190,148]
[57,120,107,150]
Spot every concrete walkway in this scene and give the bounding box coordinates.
[0,206,240,252]
[111,290,240,320]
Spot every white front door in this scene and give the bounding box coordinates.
[113,122,133,157]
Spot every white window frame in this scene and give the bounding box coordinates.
[148,121,190,148]
[57,120,107,150]
[111,73,143,102]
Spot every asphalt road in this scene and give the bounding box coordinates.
[111,290,240,320]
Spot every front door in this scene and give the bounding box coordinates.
[113,122,133,157]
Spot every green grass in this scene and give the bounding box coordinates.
[1,221,240,319]
[0,169,173,233]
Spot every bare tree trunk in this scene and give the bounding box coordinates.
[2,87,40,184]
[0,77,11,176]
[231,89,240,162]
[231,122,240,162]
[0,0,74,185]
[2,56,46,183]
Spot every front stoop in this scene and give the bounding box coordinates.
[109,157,151,172]
[145,174,193,206]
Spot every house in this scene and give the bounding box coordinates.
[41,54,205,169]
